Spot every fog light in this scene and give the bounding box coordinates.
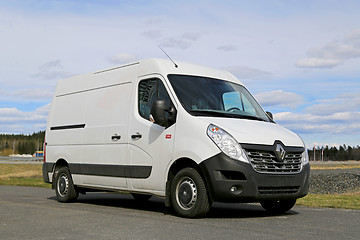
[230,186,237,192]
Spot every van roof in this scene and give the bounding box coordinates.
[137,58,239,83]
[54,58,242,97]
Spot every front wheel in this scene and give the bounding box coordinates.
[260,199,296,214]
[171,168,210,218]
[55,167,79,203]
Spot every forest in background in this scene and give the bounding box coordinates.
[308,145,360,161]
[0,131,359,160]
[0,131,45,156]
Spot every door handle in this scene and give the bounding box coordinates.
[111,134,121,141]
[131,133,142,139]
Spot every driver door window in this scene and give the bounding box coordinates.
[138,78,174,127]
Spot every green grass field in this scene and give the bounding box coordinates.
[1,163,359,210]
[0,164,50,188]
[297,193,360,210]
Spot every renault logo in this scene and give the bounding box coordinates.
[275,144,286,161]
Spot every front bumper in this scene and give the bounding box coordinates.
[199,153,310,203]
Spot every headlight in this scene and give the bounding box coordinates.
[207,124,248,163]
[300,137,309,166]
[302,149,309,166]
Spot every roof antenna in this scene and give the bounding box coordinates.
[158,45,178,68]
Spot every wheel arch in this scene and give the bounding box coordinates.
[54,158,69,171]
[51,158,69,189]
[165,157,210,207]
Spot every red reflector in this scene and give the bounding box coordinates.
[166,134,172,139]
[43,136,46,163]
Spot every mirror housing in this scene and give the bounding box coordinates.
[266,111,273,120]
[167,106,177,125]
[151,99,166,125]
[150,99,177,127]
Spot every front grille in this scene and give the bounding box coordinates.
[245,150,302,174]
[258,186,300,195]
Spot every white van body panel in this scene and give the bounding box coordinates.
[46,63,139,190]
[171,108,221,163]
[205,117,303,146]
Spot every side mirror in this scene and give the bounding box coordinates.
[167,106,177,125]
[150,99,177,127]
[266,111,273,120]
[151,99,166,125]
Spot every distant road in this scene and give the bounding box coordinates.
[0,156,42,164]
[1,186,359,240]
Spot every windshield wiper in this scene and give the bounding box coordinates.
[189,110,267,121]
[189,110,233,118]
[239,115,267,122]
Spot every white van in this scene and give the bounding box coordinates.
[43,58,310,218]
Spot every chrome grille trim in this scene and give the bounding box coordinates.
[245,149,302,174]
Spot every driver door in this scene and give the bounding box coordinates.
[127,75,176,192]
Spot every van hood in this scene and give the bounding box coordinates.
[200,117,304,147]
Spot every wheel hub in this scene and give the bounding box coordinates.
[176,178,197,210]
[57,174,69,197]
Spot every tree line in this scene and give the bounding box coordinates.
[308,145,360,161]
[0,131,45,156]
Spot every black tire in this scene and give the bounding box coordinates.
[55,167,79,203]
[171,168,210,218]
[131,193,152,201]
[260,199,296,214]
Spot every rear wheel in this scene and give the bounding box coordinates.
[55,167,78,203]
[260,199,296,214]
[171,168,210,218]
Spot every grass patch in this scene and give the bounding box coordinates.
[310,161,360,170]
[0,163,51,188]
[296,193,360,210]
[0,176,50,188]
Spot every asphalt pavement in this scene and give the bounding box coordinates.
[0,185,359,240]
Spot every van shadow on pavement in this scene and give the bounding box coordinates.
[48,191,299,219]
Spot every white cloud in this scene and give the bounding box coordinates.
[181,32,202,41]
[32,60,70,80]
[305,91,360,115]
[145,18,163,25]
[108,53,138,65]
[0,105,48,133]
[226,66,272,80]
[0,88,53,102]
[295,58,341,68]
[217,45,237,51]
[255,90,304,109]
[161,38,192,49]
[0,104,49,130]
[274,111,360,135]
[272,91,360,146]
[142,30,162,40]
[296,27,360,68]
[160,32,204,50]
[34,104,51,115]
[12,89,53,100]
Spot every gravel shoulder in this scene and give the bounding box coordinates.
[309,165,360,194]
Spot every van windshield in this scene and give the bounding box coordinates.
[168,74,270,122]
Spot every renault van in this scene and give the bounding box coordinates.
[43,58,310,218]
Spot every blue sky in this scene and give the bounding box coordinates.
[0,0,360,148]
